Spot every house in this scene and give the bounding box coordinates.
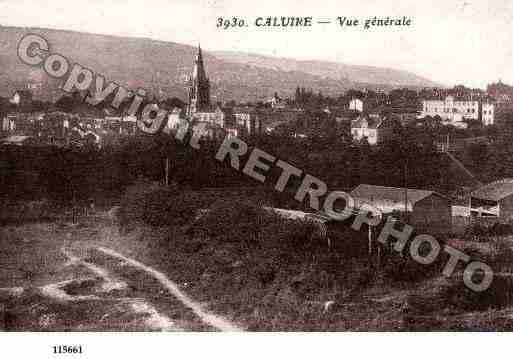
[269,92,286,109]
[349,98,364,113]
[350,184,452,234]
[164,107,187,134]
[350,115,397,145]
[188,104,233,140]
[2,114,16,132]
[232,106,262,136]
[9,90,33,107]
[1,113,36,135]
[481,99,495,126]
[69,127,101,147]
[471,179,513,219]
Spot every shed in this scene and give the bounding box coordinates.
[350,184,452,234]
[471,179,513,219]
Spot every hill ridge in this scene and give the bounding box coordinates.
[0,25,438,103]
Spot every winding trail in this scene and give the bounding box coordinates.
[59,247,179,331]
[96,246,242,332]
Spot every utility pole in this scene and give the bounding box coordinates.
[404,159,408,222]
[165,156,170,186]
[368,225,372,256]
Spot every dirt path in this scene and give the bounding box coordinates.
[0,221,241,331]
[94,246,242,331]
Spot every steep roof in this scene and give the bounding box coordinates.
[351,116,382,129]
[471,179,513,202]
[350,184,446,213]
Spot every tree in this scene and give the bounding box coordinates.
[160,97,186,111]
[225,99,237,108]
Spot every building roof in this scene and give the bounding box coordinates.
[263,207,332,224]
[9,90,33,105]
[471,179,513,202]
[232,106,256,114]
[0,135,33,145]
[351,116,382,129]
[350,184,446,213]
[13,90,33,99]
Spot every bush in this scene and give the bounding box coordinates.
[437,238,513,311]
[117,181,162,229]
[118,181,219,229]
[464,221,513,241]
[191,199,316,245]
[0,198,57,224]
[441,274,513,311]
[141,189,199,226]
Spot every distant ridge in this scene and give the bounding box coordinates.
[212,50,441,88]
[0,26,439,103]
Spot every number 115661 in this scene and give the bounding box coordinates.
[53,345,83,354]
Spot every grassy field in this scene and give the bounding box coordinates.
[3,183,513,331]
[106,183,513,331]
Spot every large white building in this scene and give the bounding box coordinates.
[421,95,495,126]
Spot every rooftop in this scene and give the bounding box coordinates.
[0,135,33,145]
[350,184,446,213]
[351,116,382,129]
[471,179,513,202]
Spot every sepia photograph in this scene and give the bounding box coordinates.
[1,0,513,356]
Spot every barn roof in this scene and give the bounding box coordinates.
[471,179,513,202]
[350,184,447,213]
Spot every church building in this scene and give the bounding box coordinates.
[186,45,262,138]
[186,45,230,138]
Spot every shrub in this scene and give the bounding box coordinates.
[441,274,513,311]
[191,199,316,245]
[464,221,513,241]
[117,181,162,229]
[0,198,56,224]
[118,181,217,229]
[437,238,513,311]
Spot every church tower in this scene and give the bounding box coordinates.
[187,45,211,116]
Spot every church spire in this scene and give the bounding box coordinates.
[188,44,211,116]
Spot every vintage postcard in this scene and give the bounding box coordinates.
[0,0,512,356]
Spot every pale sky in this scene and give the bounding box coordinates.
[1,0,513,88]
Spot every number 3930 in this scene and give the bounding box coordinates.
[216,17,247,29]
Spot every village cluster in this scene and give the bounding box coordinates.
[3,36,513,265]
[176,124,494,292]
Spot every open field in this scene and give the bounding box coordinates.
[2,184,513,331]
